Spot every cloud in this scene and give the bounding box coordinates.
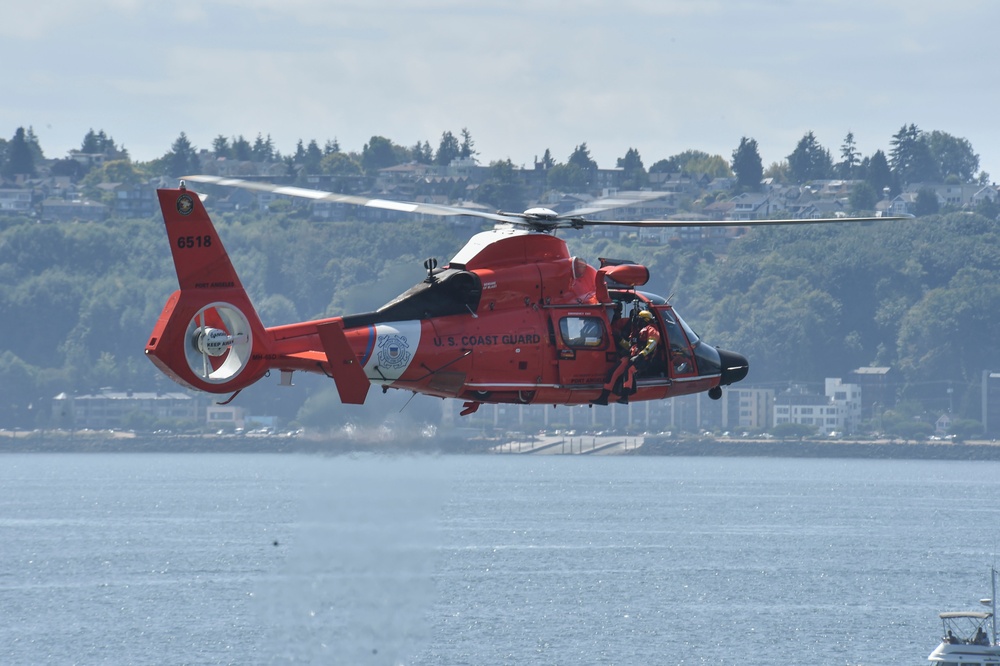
[3,0,999,178]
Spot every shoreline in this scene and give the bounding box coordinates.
[638,436,1000,460]
[3,430,1000,459]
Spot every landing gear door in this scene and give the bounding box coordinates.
[550,309,613,388]
[652,305,697,379]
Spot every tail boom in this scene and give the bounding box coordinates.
[146,186,373,402]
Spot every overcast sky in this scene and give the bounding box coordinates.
[3,0,998,181]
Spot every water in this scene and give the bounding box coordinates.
[2,453,999,665]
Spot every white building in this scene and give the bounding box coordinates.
[773,379,863,434]
[825,378,862,434]
[722,387,775,430]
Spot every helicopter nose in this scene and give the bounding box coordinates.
[718,349,749,386]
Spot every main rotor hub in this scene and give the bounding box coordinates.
[522,207,559,221]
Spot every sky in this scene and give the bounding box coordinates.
[3,0,999,181]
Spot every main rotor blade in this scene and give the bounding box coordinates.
[559,215,910,228]
[182,175,909,230]
[181,175,521,224]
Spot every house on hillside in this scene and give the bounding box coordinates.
[0,188,34,215]
[41,198,107,222]
[972,185,999,206]
[728,192,776,221]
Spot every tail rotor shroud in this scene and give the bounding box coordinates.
[185,302,253,384]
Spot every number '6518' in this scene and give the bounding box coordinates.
[177,235,212,249]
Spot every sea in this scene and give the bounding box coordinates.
[2,452,999,666]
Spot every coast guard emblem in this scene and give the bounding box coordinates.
[176,194,195,216]
[377,335,411,370]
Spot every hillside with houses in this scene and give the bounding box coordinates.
[1,125,1000,441]
[1,125,997,224]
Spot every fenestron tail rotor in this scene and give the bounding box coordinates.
[184,303,253,384]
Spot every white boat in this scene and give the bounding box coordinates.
[928,567,1000,665]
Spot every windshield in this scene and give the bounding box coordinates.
[669,309,700,345]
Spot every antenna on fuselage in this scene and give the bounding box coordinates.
[423,257,438,283]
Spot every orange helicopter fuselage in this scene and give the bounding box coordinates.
[145,187,747,413]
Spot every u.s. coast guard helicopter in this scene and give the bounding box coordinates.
[145,175,891,415]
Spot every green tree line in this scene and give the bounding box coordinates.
[1,200,997,428]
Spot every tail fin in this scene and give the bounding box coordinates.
[145,186,271,394]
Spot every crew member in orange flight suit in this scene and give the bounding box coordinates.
[630,310,661,376]
[593,309,660,405]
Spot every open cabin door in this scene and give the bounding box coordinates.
[651,305,698,379]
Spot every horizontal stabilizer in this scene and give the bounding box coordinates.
[317,321,370,405]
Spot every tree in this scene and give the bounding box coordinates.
[539,148,555,169]
[864,150,894,197]
[949,418,983,442]
[923,130,979,183]
[165,133,199,177]
[232,135,252,161]
[361,135,400,172]
[771,422,818,439]
[435,131,460,166]
[731,137,763,191]
[459,128,476,160]
[890,124,938,185]
[616,147,648,190]
[896,265,1000,388]
[837,131,860,178]
[886,419,934,442]
[848,181,877,212]
[914,188,940,216]
[2,127,36,178]
[546,163,590,192]
[50,158,85,180]
[411,140,433,165]
[476,159,527,212]
[321,152,363,176]
[24,127,44,163]
[293,139,324,174]
[974,195,999,221]
[787,131,833,183]
[80,129,122,157]
[763,161,789,183]
[251,133,275,162]
[212,135,232,159]
[0,351,38,427]
[652,150,732,178]
[567,143,598,170]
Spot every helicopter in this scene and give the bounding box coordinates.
[145,175,894,416]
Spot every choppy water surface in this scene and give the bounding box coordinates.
[1,453,998,665]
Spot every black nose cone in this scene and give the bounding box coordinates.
[718,350,749,386]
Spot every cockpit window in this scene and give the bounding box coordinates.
[673,311,700,345]
[559,316,606,348]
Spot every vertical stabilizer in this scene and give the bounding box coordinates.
[145,186,270,394]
